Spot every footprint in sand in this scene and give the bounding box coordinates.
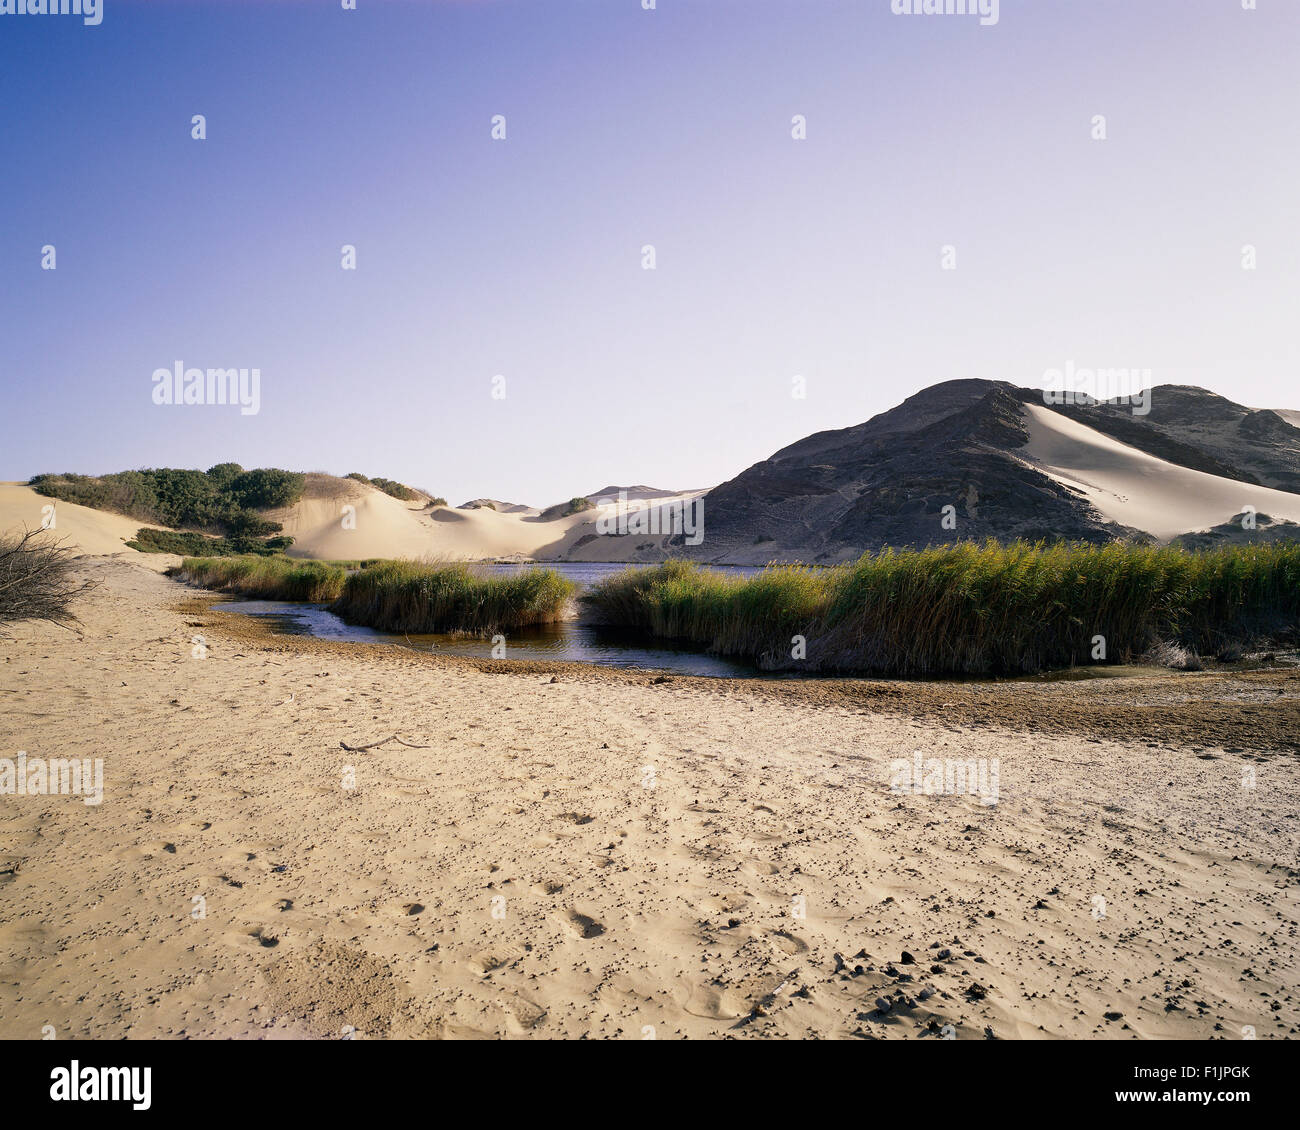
[682,984,746,1020]
[741,858,779,877]
[498,996,547,1033]
[770,930,809,956]
[226,926,280,949]
[116,840,176,861]
[557,909,606,939]
[467,950,514,975]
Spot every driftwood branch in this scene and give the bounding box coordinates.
[339,733,432,752]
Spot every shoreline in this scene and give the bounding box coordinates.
[194,588,1300,754]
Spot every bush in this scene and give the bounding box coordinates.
[30,465,304,535]
[344,473,422,502]
[367,477,419,501]
[225,468,305,511]
[127,529,293,556]
[0,530,94,629]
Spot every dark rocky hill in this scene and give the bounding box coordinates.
[685,380,1300,563]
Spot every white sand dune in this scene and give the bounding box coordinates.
[273,477,564,561]
[1020,405,1300,540]
[0,482,168,565]
[275,475,706,562]
[0,476,708,565]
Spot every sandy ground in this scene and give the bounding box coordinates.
[1,557,1296,1040]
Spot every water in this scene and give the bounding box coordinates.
[217,562,763,678]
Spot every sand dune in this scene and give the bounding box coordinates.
[12,404,1300,566]
[276,475,593,561]
[1020,405,1300,540]
[0,482,167,566]
[0,476,708,565]
[277,475,706,563]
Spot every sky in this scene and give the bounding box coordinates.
[2,0,1298,508]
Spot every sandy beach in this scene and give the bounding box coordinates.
[1,554,1296,1040]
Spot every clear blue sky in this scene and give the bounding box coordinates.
[2,0,1297,507]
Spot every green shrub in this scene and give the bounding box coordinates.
[30,465,303,535]
[128,529,293,556]
[225,468,305,511]
[344,473,422,502]
[367,477,419,501]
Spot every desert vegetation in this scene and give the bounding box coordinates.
[0,530,94,629]
[172,556,577,635]
[344,473,428,502]
[127,528,295,556]
[582,542,1300,676]
[31,465,304,546]
[330,561,577,635]
[171,556,346,602]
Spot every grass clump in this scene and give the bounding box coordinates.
[172,556,346,602]
[330,561,577,635]
[0,530,95,630]
[582,542,1300,676]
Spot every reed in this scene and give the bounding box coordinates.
[172,555,346,602]
[582,542,1300,675]
[329,560,577,635]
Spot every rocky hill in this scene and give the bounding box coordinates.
[686,381,1300,564]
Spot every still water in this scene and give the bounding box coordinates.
[218,562,763,678]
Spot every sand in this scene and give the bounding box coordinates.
[0,482,169,566]
[263,475,705,563]
[0,477,708,567]
[1,555,1296,1040]
[1021,405,1300,540]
